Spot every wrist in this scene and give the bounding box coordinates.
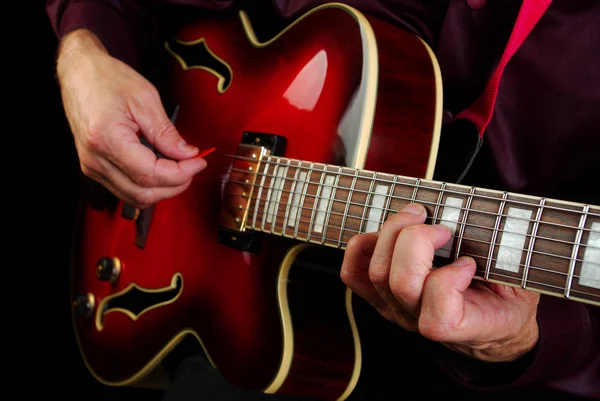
[442,318,539,363]
[484,320,538,362]
[56,29,108,80]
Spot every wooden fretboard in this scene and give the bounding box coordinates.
[226,155,600,307]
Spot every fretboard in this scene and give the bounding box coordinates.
[229,155,600,307]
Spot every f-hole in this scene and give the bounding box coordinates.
[96,273,184,330]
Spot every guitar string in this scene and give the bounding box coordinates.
[244,210,599,301]
[222,177,600,253]
[221,161,600,233]
[220,154,600,222]
[242,209,600,300]
[220,164,600,237]
[467,268,597,300]
[243,198,600,269]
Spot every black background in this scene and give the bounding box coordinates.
[17,2,162,400]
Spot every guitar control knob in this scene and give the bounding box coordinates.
[96,257,121,283]
[73,293,95,318]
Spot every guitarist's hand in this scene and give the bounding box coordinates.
[56,29,207,209]
[341,203,540,363]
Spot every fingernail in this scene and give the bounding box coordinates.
[402,203,425,215]
[452,256,473,266]
[178,140,197,153]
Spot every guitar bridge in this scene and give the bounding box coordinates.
[217,132,286,253]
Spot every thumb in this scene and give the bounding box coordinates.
[134,97,199,160]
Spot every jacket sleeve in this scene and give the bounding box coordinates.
[46,0,155,69]
[45,0,237,70]
[436,296,600,399]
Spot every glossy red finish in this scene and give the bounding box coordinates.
[71,5,438,400]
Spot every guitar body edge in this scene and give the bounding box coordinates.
[69,3,442,400]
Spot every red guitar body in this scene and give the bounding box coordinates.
[71,4,441,400]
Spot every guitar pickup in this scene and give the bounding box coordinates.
[217,132,286,253]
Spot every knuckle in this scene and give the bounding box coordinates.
[418,321,451,342]
[133,189,156,208]
[142,82,160,99]
[136,172,155,188]
[151,121,178,141]
[400,224,430,241]
[79,156,97,177]
[381,212,406,232]
[79,162,92,177]
[134,162,158,188]
[390,269,423,300]
[396,314,419,332]
[345,235,359,252]
[390,280,415,302]
[86,122,107,152]
[343,236,361,262]
[368,265,388,287]
[384,211,404,225]
[339,266,352,286]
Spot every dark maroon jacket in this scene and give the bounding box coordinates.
[45,0,600,399]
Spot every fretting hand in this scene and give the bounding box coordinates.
[340,202,540,362]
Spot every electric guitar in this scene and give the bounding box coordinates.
[70,3,600,400]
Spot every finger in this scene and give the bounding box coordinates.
[104,126,207,189]
[85,168,135,207]
[368,203,427,319]
[130,89,199,160]
[98,157,194,208]
[341,233,391,316]
[418,256,482,343]
[389,222,451,315]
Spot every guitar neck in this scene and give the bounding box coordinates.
[230,155,600,307]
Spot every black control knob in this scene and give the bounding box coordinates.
[96,257,121,283]
[73,293,95,318]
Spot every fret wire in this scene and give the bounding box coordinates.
[432,183,446,225]
[381,176,399,231]
[282,160,301,236]
[565,205,590,298]
[455,187,476,260]
[232,187,600,253]
[359,173,378,234]
[251,162,270,229]
[294,162,314,240]
[522,198,545,288]
[267,158,280,234]
[306,165,327,241]
[271,159,290,235]
[411,178,420,203]
[235,156,600,218]
[338,170,359,248]
[225,159,600,222]
[261,158,278,232]
[250,204,600,266]
[486,193,507,280]
[322,167,342,245]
